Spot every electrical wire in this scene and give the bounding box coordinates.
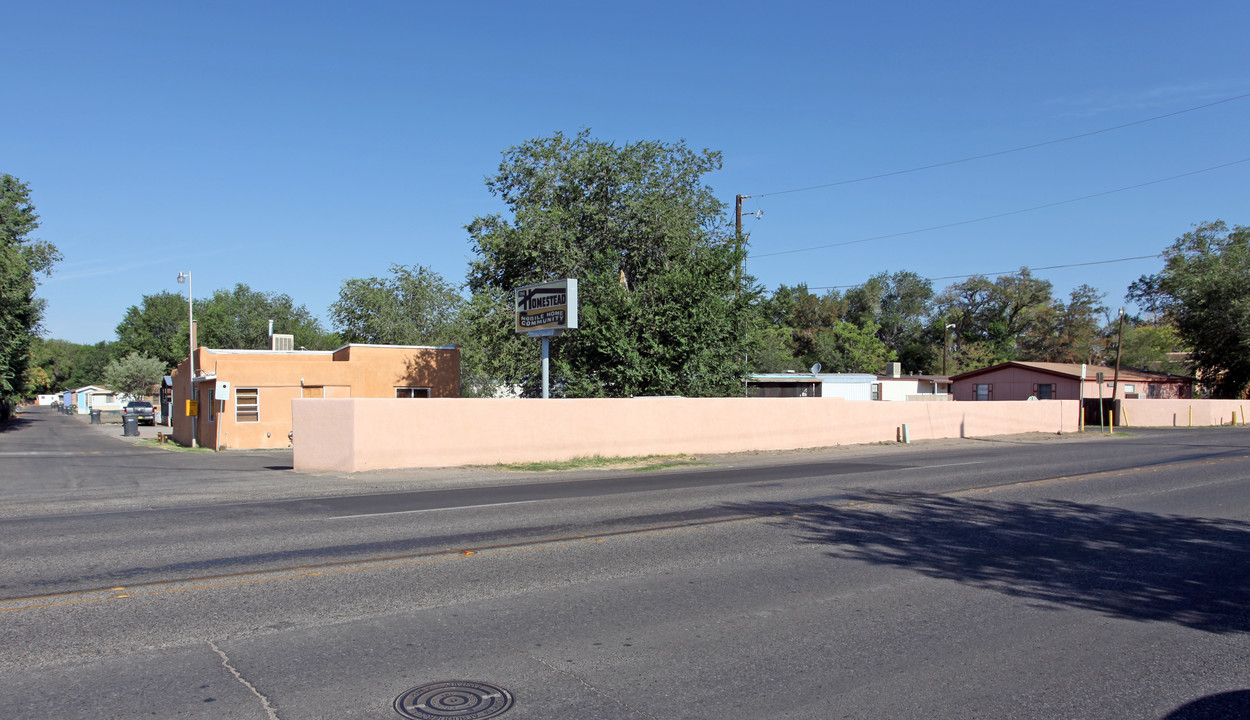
[751,91,1250,198]
[804,254,1161,290]
[751,157,1250,260]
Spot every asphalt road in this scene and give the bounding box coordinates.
[1,406,1248,719]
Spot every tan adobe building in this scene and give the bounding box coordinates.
[171,343,460,450]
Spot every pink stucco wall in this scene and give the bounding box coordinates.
[292,397,1079,472]
[1117,399,1249,428]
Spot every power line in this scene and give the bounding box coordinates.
[753,92,1250,198]
[804,254,1161,291]
[751,157,1250,260]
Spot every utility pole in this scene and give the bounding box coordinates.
[734,194,749,286]
[1111,308,1125,399]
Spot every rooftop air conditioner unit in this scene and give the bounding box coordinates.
[270,334,295,351]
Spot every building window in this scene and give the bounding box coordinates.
[236,388,259,422]
[974,383,993,401]
[1033,383,1056,399]
[396,387,431,398]
[871,383,881,401]
[1124,384,1135,394]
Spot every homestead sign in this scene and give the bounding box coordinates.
[514,279,579,334]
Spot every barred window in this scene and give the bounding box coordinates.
[396,387,431,398]
[236,388,259,422]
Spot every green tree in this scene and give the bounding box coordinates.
[102,351,165,398]
[1118,323,1187,374]
[747,323,806,373]
[1017,284,1107,364]
[196,284,338,351]
[0,174,60,413]
[936,269,1056,370]
[1128,221,1250,397]
[806,320,894,373]
[32,338,115,390]
[844,271,934,371]
[330,264,464,346]
[465,130,754,397]
[114,291,192,371]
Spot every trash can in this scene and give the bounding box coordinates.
[122,414,140,437]
[90,409,101,424]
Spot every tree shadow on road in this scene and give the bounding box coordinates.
[725,491,1250,635]
[1161,690,1250,719]
[0,414,34,433]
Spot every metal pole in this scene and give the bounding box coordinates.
[179,272,197,447]
[1111,308,1125,398]
[542,335,550,399]
[1097,371,1106,434]
[1079,363,1086,431]
[189,274,196,448]
[943,323,955,375]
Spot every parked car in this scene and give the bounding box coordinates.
[122,401,156,426]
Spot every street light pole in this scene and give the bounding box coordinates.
[177,272,197,448]
[943,323,956,376]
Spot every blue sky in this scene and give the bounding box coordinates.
[6,1,1248,345]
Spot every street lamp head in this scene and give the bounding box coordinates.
[177,271,189,284]
[945,323,956,330]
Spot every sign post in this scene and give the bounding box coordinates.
[1079,363,1086,431]
[1096,371,1106,434]
[514,279,579,399]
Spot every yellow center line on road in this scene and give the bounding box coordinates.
[3,453,1246,614]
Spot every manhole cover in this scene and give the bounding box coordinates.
[394,680,514,719]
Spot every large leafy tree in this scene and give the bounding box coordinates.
[330,264,464,346]
[465,130,754,397]
[102,351,165,397]
[806,320,894,373]
[1016,284,1107,364]
[196,283,338,351]
[31,338,117,390]
[751,284,892,374]
[114,291,192,371]
[1117,323,1187,374]
[936,269,1056,371]
[0,174,60,414]
[31,340,117,390]
[1128,221,1250,397]
[844,271,934,371]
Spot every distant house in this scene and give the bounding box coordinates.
[949,361,1193,402]
[64,385,117,414]
[873,362,951,401]
[171,341,460,450]
[747,364,952,401]
[745,372,876,399]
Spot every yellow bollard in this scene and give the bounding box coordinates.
[1109,410,1115,434]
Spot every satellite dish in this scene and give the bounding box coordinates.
[810,363,822,374]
